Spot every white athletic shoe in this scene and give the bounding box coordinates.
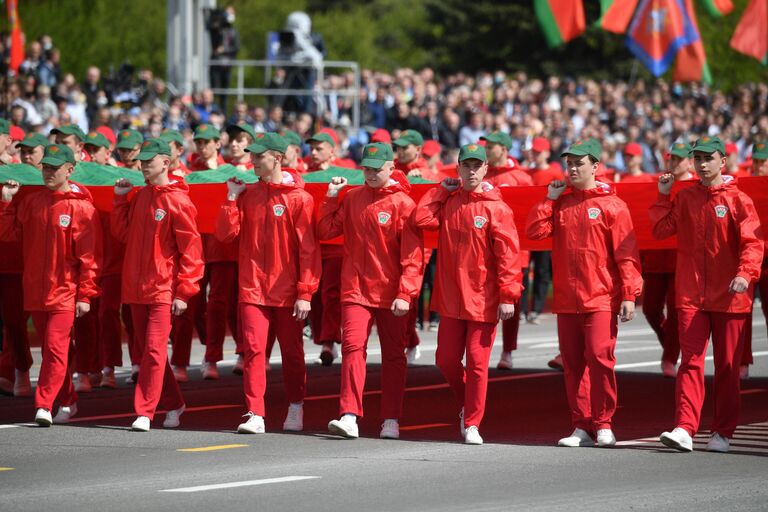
[74,373,92,393]
[163,405,185,428]
[100,367,117,389]
[237,412,265,434]
[706,432,730,453]
[596,428,616,447]
[496,351,513,370]
[283,403,304,432]
[53,403,78,424]
[464,426,483,445]
[35,408,52,427]
[659,427,693,452]
[661,361,677,378]
[131,416,151,432]
[380,419,400,439]
[405,346,421,366]
[201,361,219,380]
[558,428,595,447]
[328,414,359,439]
[13,369,32,396]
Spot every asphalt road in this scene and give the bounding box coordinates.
[2,309,767,511]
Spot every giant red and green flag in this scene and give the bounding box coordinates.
[598,0,641,33]
[534,0,586,48]
[626,0,699,76]
[673,0,712,83]
[730,0,768,65]
[699,0,734,17]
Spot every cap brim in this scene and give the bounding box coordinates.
[40,156,71,166]
[116,141,139,150]
[691,146,719,155]
[244,143,268,154]
[392,139,412,147]
[135,151,165,161]
[360,158,387,169]
[194,134,219,140]
[458,155,486,162]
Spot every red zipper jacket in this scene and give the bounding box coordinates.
[318,170,424,308]
[216,170,321,307]
[0,183,102,311]
[413,182,522,323]
[486,165,533,187]
[650,175,764,312]
[526,182,642,313]
[111,179,204,305]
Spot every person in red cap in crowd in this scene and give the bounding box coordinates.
[652,136,764,453]
[159,129,189,178]
[282,130,307,173]
[1,144,102,426]
[7,126,25,163]
[527,138,642,448]
[640,142,695,379]
[723,141,748,177]
[188,123,226,171]
[414,143,522,445]
[95,126,119,166]
[0,119,16,165]
[83,131,112,165]
[112,138,204,432]
[528,137,563,186]
[482,131,533,187]
[619,142,656,183]
[217,132,321,434]
[51,125,90,162]
[421,139,444,179]
[370,128,392,145]
[321,143,424,440]
[115,129,143,170]
[18,133,47,169]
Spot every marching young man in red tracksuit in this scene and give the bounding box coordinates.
[414,143,522,445]
[112,138,204,432]
[1,144,102,426]
[526,138,642,448]
[216,132,321,434]
[321,143,424,440]
[653,136,764,453]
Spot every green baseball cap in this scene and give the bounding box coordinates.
[18,133,49,148]
[669,142,692,158]
[458,143,487,162]
[307,132,335,147]
[691,136,725,156]
[83,131,110,149]
[194,123,221,140]
[0,119,9,135]
[752,141,768,160]
[393,129,424,148]
[226,123,257,141]
[159,128,185,146]
[282,130,302,147]
[481,131,513,149]
[245,132,288,154]
[116,129,143,150]
[51,124,86,141]
[40,144,76,166]
[360,143,394,169]
[561,138,602,162]
[135,138,172,161]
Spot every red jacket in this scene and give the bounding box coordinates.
[650,176,764,312]
[0,183,102,311]
[188,153,227,171]
[526,182,642,314]
[111,179,204,305]
[529,163,564,186]
[100,211,126,277]
[216,170,321,307]
[486,165,533,188]
[318,171,424,308]
[413,183,522,323]
[619,173,657,183]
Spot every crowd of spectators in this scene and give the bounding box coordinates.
[3,33,768,173]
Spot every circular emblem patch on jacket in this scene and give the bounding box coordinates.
[154,209,167,222]
[473,215,488,229]
[588,207,601,220]
[377,211,391,225]
[714,205,728,218]
[59,214,71,228]
[273,204,286,217]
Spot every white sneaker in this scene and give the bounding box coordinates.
[163,405,185,428]
[328,414,359,438]
[706,432,730,453]
[74,373,92,393]
[13,369,32,396]
[232,355,244,375]
[406,346,421,365]
[496,351,513,370]
[464,425,483,445]
[558,428,595,447]
[100,367,117,388]
[317,343,338,366]
[35,408,52,427]
[740,365,749,380]
[201,361,219,380]
[659,427,693,452]
[596,428,616,447]
[283,403,304,432]
[380,419,400,439]
[53,403,78,424]
[661,361,677,378]
[459,408,466,437]
[172,365,188,383]
[237,412,265,434]
[131,416,150,432]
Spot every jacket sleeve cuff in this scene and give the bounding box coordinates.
[395,293,411,303]
[736,271,754,283]
[76,296,91,304]
[297,291,313,302]
[622,294,637,302]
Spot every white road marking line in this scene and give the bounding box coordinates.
[616,351,768,370]
[159,476,320,493]
[0,424,21,429]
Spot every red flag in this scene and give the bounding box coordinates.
[534,0,586,47]
[6,0,24,73]
[599,0,641,33]
[673,0,712,83]
[730,0,768,64]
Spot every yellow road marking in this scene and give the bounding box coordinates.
[177,444,248,453]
